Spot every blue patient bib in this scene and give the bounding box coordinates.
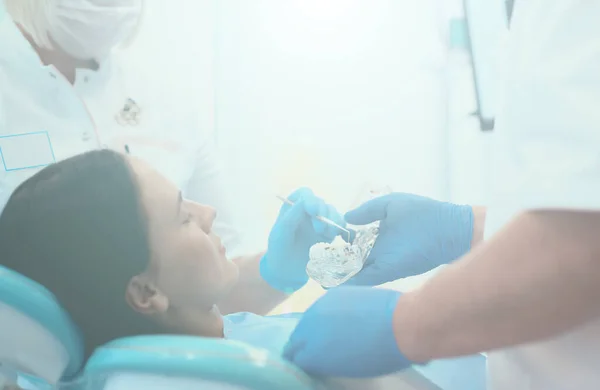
[223,312,302,356]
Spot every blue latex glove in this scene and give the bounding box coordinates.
[283,286,414,377]
[260,188,346,292]
[344,193,473,286]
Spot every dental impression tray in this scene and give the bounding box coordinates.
[306,222,380,288]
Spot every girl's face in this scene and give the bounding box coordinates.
[126,157,239,315]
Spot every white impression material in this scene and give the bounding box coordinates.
[306,222,379,288]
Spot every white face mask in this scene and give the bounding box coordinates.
[49,0,142,60]
[6,0,142,60]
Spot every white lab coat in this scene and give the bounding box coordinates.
[0,4,245,257]
[485,0,600,389]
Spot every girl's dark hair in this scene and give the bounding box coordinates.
[0,150,166,359]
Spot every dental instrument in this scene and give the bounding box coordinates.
[275,195,351,241]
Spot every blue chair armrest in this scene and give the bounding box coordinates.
[85,335,319,390]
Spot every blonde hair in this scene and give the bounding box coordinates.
[4,0,54,49]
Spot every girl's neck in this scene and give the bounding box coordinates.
[160,304,225,338]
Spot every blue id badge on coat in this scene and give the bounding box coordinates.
[0,132,56,171]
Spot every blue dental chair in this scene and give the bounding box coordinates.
[0,266,82,388]
[82,336,319,390]
[0,266,455,390]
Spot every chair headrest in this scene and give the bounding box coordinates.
[85,335,317,390]
[0,266,84,378]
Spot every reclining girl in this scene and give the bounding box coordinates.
[0,149,346,361]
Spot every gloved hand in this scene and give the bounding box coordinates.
[344,193,473,286]
[283,286,414,377]
[260,188,346,292]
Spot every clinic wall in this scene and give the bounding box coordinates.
[443,1,501,207]
[215,0,452,247]
[123,0,217,139]
[445,49,494,206]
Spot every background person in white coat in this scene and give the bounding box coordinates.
[0,0,339,316]
[284,1,600,388]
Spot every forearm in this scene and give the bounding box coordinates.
[470,206,486,247]
[218,252,289,315]
[394,210,600,362]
